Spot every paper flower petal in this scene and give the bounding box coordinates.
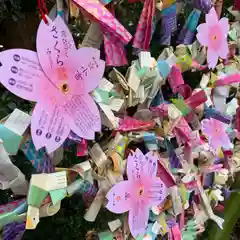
[106,180,133,214]
[207,48,218,69]
[220,136,231,150]
[208,137,221,151]
[147,178,168,207]
[69,48,105,94]
[196,23,209,46]
[201,119,213,135]
[219,18,229,36]
[127,149,145,181]
[218,40,229,59]
[128,202,149,238]
[31,103,70,153]
[36,15,76,88]
[0,49,43,102]
[63,94,101,140]
[206,8,218,26]
[143,151,158,179]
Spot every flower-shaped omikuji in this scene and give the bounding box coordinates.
[0,16,105,153]
[196,7,229,69]
[106,149,168,238]
[201,118,231,152]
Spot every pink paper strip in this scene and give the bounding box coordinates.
[215,73,240,86]
[150,103,169,118]
[234,0,240,10]
[73,0,132,44]
[201,164,223,173]
[172,117,192,145]
[117,116,155,132]
[171,224,182,240]
[103,31,128,66]
[133,0,156,50]
[185,90,207,109]
[102,5,128,66]
[157,160,176,187]
[77,139,88,156]
[168,65,184,93]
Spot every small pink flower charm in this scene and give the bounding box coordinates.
[196,8,229,69]
[106,149,168,238]
[201,118,231,152]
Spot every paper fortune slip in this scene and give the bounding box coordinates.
[0,109,31,155]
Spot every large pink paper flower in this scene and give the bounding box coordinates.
[106,149,168,238]
[196,8,229,69]
[0,16,104,153]
[201,118,231,152]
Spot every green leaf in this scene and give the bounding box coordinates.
[207,193,240,240]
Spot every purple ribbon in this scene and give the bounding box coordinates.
[3,222,25,240]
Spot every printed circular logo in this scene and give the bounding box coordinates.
[8,78,16,86]
[13,54,20,62]
[46,133,52,139]
[55,136,61,142]
[36,129,42,136]
[11,66,18,74]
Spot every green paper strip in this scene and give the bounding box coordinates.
[98,231,114,240]
[50,188,66,205]
[171,98,190,116]
[27,185,48,208]
[0,124,22,155]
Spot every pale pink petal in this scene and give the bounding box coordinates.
[147,178,168,207]
[208,136,221,151]
[219,18,230,36]
[36,15,76,88]
[206,8,218,26]
[201,119,213,135]
[64,94,101,140]
[219,134,231,149]
[106,180,133,214]
[127,149,145,181]
[38,77,69,113]
[207,48,219,69]
[31,103,70,153]
[196,23,209,46]
[0,49,43,102]
[128,202,149,238]
[67,48,105,94]
[218,40,229,59]
[143,151,158,179]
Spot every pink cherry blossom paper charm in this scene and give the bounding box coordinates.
[201,118,231,153]
[196,7,229,69]
[106,149,168,238]
[0,16,105,153]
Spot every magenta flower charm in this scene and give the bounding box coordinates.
[196,7,229,69]
[106,149,168,238]
[201,118,231,152]
[0,16,105,153]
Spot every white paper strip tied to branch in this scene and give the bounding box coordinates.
[89,143,109,168]
[26,202,61,230]
[81,22,103,49]
[0,140,28,195]
[39,201,61,217]
[84,180,111,222]
[26,202,61,229]
[108,219,122,232]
